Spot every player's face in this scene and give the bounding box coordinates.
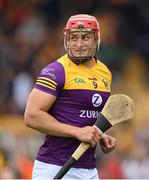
[68,31,97,58]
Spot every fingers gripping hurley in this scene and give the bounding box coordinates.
[54,94,135,179]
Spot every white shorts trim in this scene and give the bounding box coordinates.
[32,160,99,180]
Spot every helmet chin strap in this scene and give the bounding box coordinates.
[68,54,93,65]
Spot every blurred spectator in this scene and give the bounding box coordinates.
[98,153,124,179]
[0,147,20,179]
[12,71,34,114]
[122,145,149,179]
[16,154,33,179]
[15,9,49,47]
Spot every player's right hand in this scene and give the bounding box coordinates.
[76,126,102,147]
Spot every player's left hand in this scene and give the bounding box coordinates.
[99,133,117,153]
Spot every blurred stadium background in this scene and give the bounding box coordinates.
[0,0,149,179]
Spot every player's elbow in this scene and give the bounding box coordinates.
[24,109,37,128]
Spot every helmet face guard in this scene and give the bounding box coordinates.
[64,14,101,64]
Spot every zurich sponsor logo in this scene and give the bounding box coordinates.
[80,110,100,118]
[92,93,102,107]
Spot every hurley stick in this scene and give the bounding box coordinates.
[54,94,135,179]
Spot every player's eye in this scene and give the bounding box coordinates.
[70,36,77,41]
[82,35,90,41]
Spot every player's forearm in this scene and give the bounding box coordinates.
[24,109,79,138]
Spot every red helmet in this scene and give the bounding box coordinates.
[64,14,101,64]
[65,14,100,32]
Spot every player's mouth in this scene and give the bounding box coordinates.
[74,50,87,57]
[75,49,87,53]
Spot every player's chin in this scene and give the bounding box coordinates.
[72,51,89,57]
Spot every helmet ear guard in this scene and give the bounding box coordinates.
[97,31,101,51]
[64,14,101,64]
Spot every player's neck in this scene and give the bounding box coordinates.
[83,58,96,68]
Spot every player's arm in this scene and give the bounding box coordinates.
[24,88,79,137]
[24,88,101,146]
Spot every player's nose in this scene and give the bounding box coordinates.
[76,37,83,47]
